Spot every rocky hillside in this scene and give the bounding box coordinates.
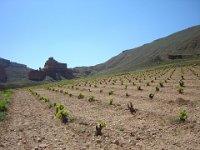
[74,25,200,75]
[0,58,30,83]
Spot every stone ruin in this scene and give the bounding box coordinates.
[28,57,74,81]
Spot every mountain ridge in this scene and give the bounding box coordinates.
[73,25,200,76]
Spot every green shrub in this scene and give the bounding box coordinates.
[125,85,128,90]
[0,90,13,120]
[68,93,72,97]
[137,86,142,91]
[0,100,7,112]
[55,103,64,111]
[56,109,69,123]
[95,121,106,136]
[97,121,106,127]
[179,80,184,87]
[156,86,159,91]
[178,110,187,122]
[108,99,113,105]
[177,87,184,94]
[88,95,95,102]
[78,93,84,99]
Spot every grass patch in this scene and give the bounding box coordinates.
[0,89,13,121]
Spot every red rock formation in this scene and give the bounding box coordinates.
[28,57,74,81]
[28,70,46,81]
[44,57,67,71]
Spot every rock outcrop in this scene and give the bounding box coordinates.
[28,57,74,81]
[28,70,46,81]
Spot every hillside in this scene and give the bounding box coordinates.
[0,58,30,82]
[74,25,200,75]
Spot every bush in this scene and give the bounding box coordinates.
[137,86,142,91]
[95,121,106,136]
[109,99,113,105]
[178,110,187,122]
[68,93,72,97]
[156,86,159,91]
[0,100,7,112]
[56,109,69,123]
[179,80,184,87]
[55,103,64,111]
[88,95,95,102]
[125,85,128,90]
[78,93,84,99]
[177,88,184,94]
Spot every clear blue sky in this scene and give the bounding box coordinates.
[0,0,200,69]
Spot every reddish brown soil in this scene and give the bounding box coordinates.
[1,66,200,150]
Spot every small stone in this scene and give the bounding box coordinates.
[39,144,48,148]
[37,137,42,142]
[136,137,141,140]
[34,146,39,150]
[113,140,120,145]
[80,147,86,150]
[17,142,22,146]
[18,137,22,140]
[96,139,101,144]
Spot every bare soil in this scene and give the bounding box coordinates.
[1,66,200,150]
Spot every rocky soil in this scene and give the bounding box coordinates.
[1,66,200,150]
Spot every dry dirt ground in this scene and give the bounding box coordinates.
[1,66,200,150]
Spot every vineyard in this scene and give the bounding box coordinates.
[1,64,200,150]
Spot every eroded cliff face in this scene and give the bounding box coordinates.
[28,57,74,81]
[0,58,11,82]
